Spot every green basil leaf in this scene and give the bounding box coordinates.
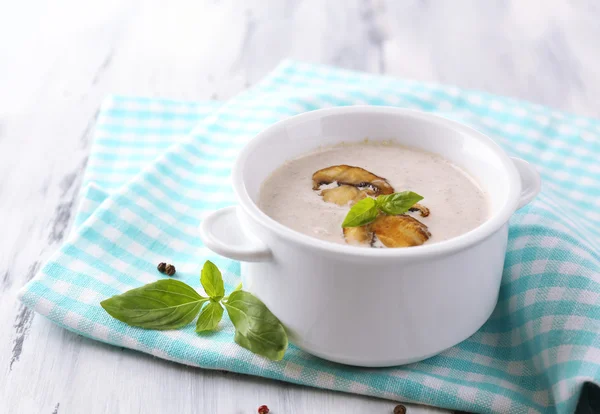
[195,300,224,332]
[100,279,207,330]
[201,260,225,300]
[224,291,288,361]
[376,191,423,215]
[341,197,379,228]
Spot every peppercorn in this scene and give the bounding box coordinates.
[157,262,167,273]
[257,405,269,414]
[393,404,407,414]
[165,264,176,276]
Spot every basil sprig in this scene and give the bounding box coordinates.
[100,261,288,361]
[341,190,423,228]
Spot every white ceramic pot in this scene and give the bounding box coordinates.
[199,107,541,367]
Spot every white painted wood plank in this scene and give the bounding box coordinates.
[1,1,599,412]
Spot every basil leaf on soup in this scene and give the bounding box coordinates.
[224,290,288,361]
[100,279,208,330]
[341,197,379,228]
[376,191,423,216]
[195,300,224,332]
[200,260,225,300]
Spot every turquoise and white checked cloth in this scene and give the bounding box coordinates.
[75,96,221,227]
[20,61,600,414]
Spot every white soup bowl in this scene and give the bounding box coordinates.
[200,106,541,367]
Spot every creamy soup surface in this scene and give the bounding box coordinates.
[258,142,490,247]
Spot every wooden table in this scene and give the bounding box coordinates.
[2,1,598,412]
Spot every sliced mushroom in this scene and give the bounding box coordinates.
[322,185,359,206]
[371,215,431,248]
[409,203,430,217]
[343,225,374,246]
[321,185,368,206]
[312,165,394,196]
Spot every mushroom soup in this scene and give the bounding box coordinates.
[258,142,490,248]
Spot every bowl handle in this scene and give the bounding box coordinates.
[199,206,272,262]
[511,157,541,210]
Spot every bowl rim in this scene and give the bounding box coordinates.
[231,106,521,259]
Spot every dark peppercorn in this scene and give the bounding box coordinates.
[393,404,407,414]
[157,262,167,273]
[257,405,269,414]
[165,264,176,276]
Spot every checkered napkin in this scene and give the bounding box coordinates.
[20,61,600,414]
[74,96,221,227]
